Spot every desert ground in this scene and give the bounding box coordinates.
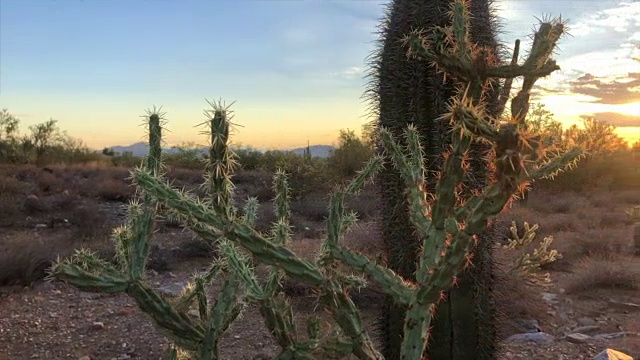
[0,163,639,359]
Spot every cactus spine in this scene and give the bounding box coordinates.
[364,0,505,357]
[50,2,580,358]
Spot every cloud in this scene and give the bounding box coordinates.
[329,67,363,80]
[520,1,640,99]
[580,112,640,128]
[568,72,640,104]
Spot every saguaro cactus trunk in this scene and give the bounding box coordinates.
[364,0,504,358]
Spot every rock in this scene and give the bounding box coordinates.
[565,333,592,343]
[592,348,633,360]
[594,332,636,340]
[25,195,43,213]
[187,309,199,318]
[572,325,601,334]
[511,318,541,333]
[506,332,554,345]
[541,292,558,304]
[577,316,597,326]
[90,322,105,330]
[608,299,640,311]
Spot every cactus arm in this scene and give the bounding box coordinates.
[329,246,414,304]
[378,128,433,242]
[320,288,384,360]
[134,169,328,287]
[242,196,259,226]
[529,148,584,180]
[200,99,238,219]
[50,262,129,293]
[496,39,521,116]
[129,110,164,280]
[259,293,298,356]
[197,272,243,360]
[324,190,412,304]
[127,281,205,350]
[173,260,225,313]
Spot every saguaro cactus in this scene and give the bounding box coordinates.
[50,2,580,359]
[363,0,505,358]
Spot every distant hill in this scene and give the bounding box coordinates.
[107,143,335,158]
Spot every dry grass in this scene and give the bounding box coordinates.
[0,230,84,286]
[562,255,639,294]
[1,161,639,351]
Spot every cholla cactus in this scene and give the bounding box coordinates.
[503,221,562,286]
[50,1,583,359]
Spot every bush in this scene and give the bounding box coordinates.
[327,129,373,179]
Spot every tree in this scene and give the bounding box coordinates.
[0,109,22,162]
[102,147,115,156]
[563,116,628,155]
[526,103,563,148]
[29,119,62,165]
[327,129,374,178]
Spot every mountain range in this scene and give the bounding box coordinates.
[107,142,334,158]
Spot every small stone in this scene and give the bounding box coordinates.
[594,332,634,340]
[566,333,592,343]
[187,309,199,317]
[572,325,600,334]
[511,318,541,333]
[541,292,558,303]
[91,322,105,330]
[78,357,91,360]
[577,317,597,326]
[592,348,633,360]
[506,332,554,345]
[608,299,640,311]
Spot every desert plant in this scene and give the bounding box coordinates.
[502,221,562,286]
[363,0,509,357]
[49,2,581,359]
[327,129,374,178]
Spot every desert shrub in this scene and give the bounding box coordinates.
[341,221,383,259]
[165,168,204,185]
[94,177,133,202]
[235,147,263,171]
[327,129,373,179]
[564,255,638,293]
[291,194,330,221]
[231,170,274,202]
[163,142,206,170]
[554,228,631,261]
[0,193,23,226]
[35,170,65,194]
[110,151,142,168]
[70,202,110,238]
[599,212,629,228]
[344,195,379,221]
[538,150,639,192]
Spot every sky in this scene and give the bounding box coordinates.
[0,0,638,150]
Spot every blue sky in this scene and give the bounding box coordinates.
[1,0,638,150]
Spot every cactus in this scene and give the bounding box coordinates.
[503,221,562,286]
[363,0,506,357]
[49,2,581,359]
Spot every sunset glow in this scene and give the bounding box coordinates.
[0,0,638,149]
